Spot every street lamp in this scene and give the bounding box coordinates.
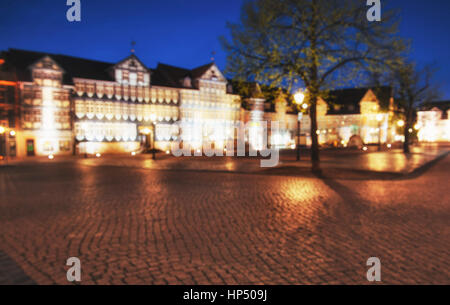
[376,114,383,151]
[294,90,307,161]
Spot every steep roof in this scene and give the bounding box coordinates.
[152,63,191,88]
[326,86,392,115]
[1,48,115,85]
[1,48,225,90]
[152,62,217,89]
[419,101,450,112]
[190,62,215,79]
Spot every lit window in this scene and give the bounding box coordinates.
[130,73,137,86]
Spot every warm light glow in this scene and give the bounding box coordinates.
[166,150,170,154]
[0,127,5,134]
[363,146,368,151]
[376,114,384,122]
[302,103,309,110]
[131,151,136,156]
[387,144,392,149]
[9,130,16,136]
[96,153,101,158]
[414,123,421,131]
[48,154,54,160]
[294,90,305,105]
[408,128,413,133]
[141,128,151,135]
[0,80,16,86]
[397,120,405,127]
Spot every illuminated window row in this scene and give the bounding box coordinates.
[74,82,179,102]
[182,100,240,109]
[181,109,239,121]
[75,100,179,121]
[155,124,180,141]
[75,122,137,142]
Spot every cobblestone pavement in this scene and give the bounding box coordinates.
[0,155,449,284]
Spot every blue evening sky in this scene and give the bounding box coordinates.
[0,0,449,98]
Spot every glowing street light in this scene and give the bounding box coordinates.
[0,127,5,134]
[9,130,16,137]
[397,120,405,127]
[294,90,305,105]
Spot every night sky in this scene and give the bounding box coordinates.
[1,0,449,98]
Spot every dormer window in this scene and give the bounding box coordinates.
[130,72,137,86]
[183,76,192,88]
[137,72,144,84]
[210,70,218,81]
[122,70,129,83]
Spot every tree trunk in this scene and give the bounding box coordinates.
[403,125,410,153]
[403,103,412,154]
[309,96,320,172]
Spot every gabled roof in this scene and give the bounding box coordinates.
[419,101,450,112]
[114,53,149,71]
[152,63,191,88]
[1,48,115,85]
[191,62,215,79]
[152,62,220,89]
[1,48,228,89]
[326,86,392,115]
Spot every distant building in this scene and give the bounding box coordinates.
[417,101,450,142]
[314,87,394,147]
[246,86,395,149]
[0,68,19,157]
[0,48,240,157]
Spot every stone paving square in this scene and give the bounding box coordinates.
[0,148,449,285]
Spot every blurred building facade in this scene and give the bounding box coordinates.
[2,47,443,159]
[245,86,395,149]
[417,101,450,142]
[0,48,240,157]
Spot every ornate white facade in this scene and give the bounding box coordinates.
[0,49,240,156]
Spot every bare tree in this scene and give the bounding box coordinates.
[221,0,405,171]
[393,62,439,153]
